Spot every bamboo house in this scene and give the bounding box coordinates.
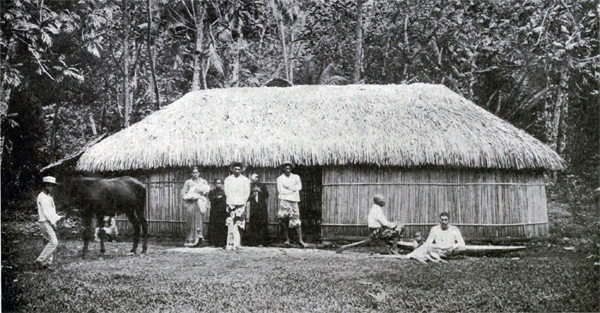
[77,84,565,241]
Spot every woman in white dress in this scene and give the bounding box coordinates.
[181,166,210,246]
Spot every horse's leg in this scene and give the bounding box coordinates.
[81,213,93,259]
[127,213,140,255]
[97,213,106,255]
[139,213,148,253]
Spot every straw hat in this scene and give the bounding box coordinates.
[280,161,295,170]
[42,176,58,185]
[229,161,246,172]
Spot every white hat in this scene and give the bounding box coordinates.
[42,176,57,185]
[373,194,385,203]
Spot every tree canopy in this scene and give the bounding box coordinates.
[1,0,598,209]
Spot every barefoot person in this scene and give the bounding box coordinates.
[337,194,404,254]
[224,162,251,250]
[246,173,269,246]
[95,215,119,242]
[424,212,466,257]
[207,179,228,248]
[35,176,63,270]
[277,162,307,248]
[367,194,404,254]
[182,166,210,247]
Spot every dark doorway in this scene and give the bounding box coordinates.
[295,165,323,242]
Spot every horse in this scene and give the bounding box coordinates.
[61,175,148,258]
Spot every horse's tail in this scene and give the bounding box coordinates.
[132,178,147,219]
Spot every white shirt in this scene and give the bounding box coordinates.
[37,191,61,225]
[425,225,466,249]
[224,174,250,205]
[277,173,302,202]
[367,204,395,228]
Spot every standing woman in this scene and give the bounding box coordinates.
[181,166,210,247]
[247,173,269,246]
[207,179,228,247]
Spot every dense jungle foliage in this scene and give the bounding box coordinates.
[1,0,598,214]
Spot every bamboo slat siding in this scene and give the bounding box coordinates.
[321,166,548,240]
[116,165,549,241]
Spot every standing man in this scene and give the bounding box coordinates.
[276,161,307,248]
[425,212,466,257]
[223,162,251,250]
[35,176,63,270]
[246,173,269,246]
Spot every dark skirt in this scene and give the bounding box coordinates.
[246,201,269,246]
[208,202,228,247]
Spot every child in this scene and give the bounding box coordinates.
[95,216,119,242]
[406,231,446,264]
[411,231,425,249]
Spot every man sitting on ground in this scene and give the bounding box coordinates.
[368,194,404,254]
[424,212,465,257]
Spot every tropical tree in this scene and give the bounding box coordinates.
[1,0,83,160]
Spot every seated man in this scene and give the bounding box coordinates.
[367,194,404,254]
[424,212,465,257]
[337,194,404,254]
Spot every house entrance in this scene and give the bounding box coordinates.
[294,165,323,241]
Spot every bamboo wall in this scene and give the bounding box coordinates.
[116,167,286,238]
[321,166,548,240]
[116,165,549,241]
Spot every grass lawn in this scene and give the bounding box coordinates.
[2,220,599,313]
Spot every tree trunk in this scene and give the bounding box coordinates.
[232,38,241,87]
[101,64,109,132]
[279,19,289,81]
[147,0,160,109]
[0,43,13,167]
[289,31,294,84]
[0,83,9,120]
[202,57,209,90]
[544,69,553,143]
[555,69,569,155]
[547,68,568,153]
[89,112,97,136]
[81,119,88,142]
[123,0,131,128]
[192,0,205,91]
[0,84,9,168]
[49,103,61,162]
[131,63,137,115]
[354,0,363,84]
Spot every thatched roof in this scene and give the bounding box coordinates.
[77,84,565,172]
